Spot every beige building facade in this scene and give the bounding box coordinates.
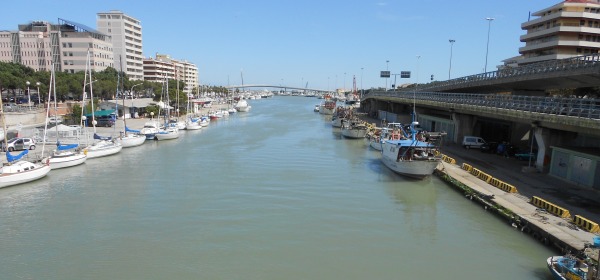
[97,10,144,80]
[520,0,600,65]
[0,19,112,73]
[146,54,198,96]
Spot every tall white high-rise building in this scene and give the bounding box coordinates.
[96,10,144,80]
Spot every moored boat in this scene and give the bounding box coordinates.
[341,119,368,139]
[235,99,251,112]
[547,255,590,280]
[380,119,444,179]
[0,151,51,189]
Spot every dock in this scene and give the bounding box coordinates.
[436,157,598,258]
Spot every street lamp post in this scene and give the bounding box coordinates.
[36,82,41,105]
[386,60,389,90]
[360,67,364,99]
[484,17,495,73]
[130,83,143,98]
[25,81,31,109]
[448,39,455,79]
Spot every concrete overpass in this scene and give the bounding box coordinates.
[417,54,600,94]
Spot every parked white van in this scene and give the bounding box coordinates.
[462,136,486,149]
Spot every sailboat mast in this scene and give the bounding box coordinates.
[119,55,127,136]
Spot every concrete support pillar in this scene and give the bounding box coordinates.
[452,113,475,144]
[534,126,550,172]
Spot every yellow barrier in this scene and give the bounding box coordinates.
[531,196,571,219]
[471,168,492,183]
[462,163,472,172]
[441,154,456,165]
[573,215,600,234]
[488,177,518,193]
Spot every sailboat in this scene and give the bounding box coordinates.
[184,88,202,130]
[170,77,186,130]
[0,92,50,188]
[155,76,179,141]
[116,56,145,148]
[81,49,123,158]
[42,63,87,169]
[235,71,251,112]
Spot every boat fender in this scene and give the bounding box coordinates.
[520,226,530,234]
[542,237,550,245]
[83,149,88,155]
[532,231,540,240]
[45,158,50,165]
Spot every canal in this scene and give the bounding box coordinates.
[0,96,555,279]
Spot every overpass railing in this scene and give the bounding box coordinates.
[418,54,600,91]
[365,91,600,119]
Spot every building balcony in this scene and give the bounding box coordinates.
[521,26,600,41]
[519,39,600,53]
[522,11,600,29]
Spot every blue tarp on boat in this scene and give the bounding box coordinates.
[125,126,140,133]
[93,133,112,141]
[6,149,28,163]
[56,142,79,151]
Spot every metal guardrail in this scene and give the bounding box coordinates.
[418,54,600,91]
[365,91,600,120]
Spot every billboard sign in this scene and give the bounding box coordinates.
[400,71,411,78]
[380,71,390,78]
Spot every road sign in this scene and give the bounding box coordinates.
[380,71,390,78]
[401,71,411,78]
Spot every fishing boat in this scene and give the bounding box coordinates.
[314,104,320,112]
[380,118,444,179]
[331,106,352,128]
[341,119,368,139]
[319,94,336,115]
[81,50,122,158]
[42,64,87,169]
[547,255,590,280]
[368,122,404,151]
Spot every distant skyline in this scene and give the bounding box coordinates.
[3,0,559,90]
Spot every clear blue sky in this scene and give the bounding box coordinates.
[3,0,558,90]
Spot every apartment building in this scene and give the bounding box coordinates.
[520,0,600,65]
[97,10,144,80]
[145,54,198,96]
[0,19,112,73]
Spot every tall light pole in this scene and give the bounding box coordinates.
[343,72,347,93]
[484,17,495,73]
[25,81,30,108]
[36,82,41,105]
[448,39,455,80]
[360,67,364,99]
[386,60,389,90]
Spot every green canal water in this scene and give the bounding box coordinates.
[0,96,555,279]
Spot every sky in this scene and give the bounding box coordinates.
[3,0,560,90]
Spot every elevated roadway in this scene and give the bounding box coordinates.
[224,84,330,93]
[417,54,600,93]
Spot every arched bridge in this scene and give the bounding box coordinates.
[224,84,330,93]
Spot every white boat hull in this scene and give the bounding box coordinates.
[370,140,383,151]
[185,122,202,130]
[341,127,368,139]
[49,152,87,169]
[0,162,51,188]
[331,117,344,128]
[85,141,122,159]
[380,144,441,179]
[120,134,146,148]
[155,129,179,140]
[319,106,334,115]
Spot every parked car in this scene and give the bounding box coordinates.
[3,137,36,152]
[515,152,537,161]
[480,141,499,153]
[462,136,486,149]
[86,115,115,127]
